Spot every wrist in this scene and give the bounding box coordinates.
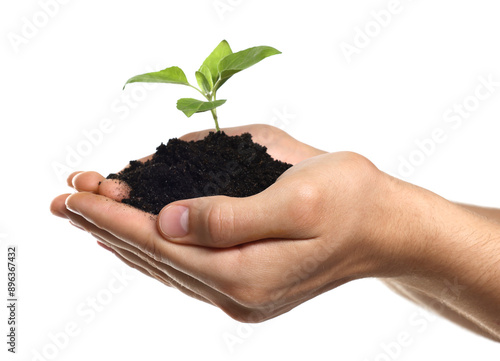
[377,177,500,337]
[382,179,498,280]
[360,173,461,277]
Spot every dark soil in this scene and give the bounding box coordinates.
[107,131,292,215]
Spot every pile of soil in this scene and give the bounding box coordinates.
[107,131,292,215]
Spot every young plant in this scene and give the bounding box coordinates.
[123,40,281,132]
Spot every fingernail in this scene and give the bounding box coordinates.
[97,241,114,253]
[68,171,83,188]
[65,194,82,216]
[159,205,189,238]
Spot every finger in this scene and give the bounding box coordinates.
[96,237,219,306]
[63,192,260,308]
[64,197,243,310]
[98,155,153,199]
[97,179,131,201]
[95,237,218,306]
[97,234,233,310]
[67,171,83,188]
[68,170,130,200]
[50,193,72,218]
[66,170,129,200]
[95,239,174,288]
[65,203,191,291]
[72,171,105,192]
[63,191,314,321]
[64,192,225,286]
[156,182,314,248]
[97,241,115,253]
[69,220,85,230]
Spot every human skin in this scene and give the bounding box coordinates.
[50,124,500,341]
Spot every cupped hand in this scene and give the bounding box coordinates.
[51,146,399,322]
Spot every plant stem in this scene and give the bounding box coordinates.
[189,85,206,97]
[193,83,221,132]
[211,108,220,132]
[211,89,220,132]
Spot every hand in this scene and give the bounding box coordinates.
[51,150,393,322]
[51,124,500,337]
[51,124,330,319]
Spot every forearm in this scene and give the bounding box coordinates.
[375,175,500,341]
[455,203,500,224]
[382,278,499,341]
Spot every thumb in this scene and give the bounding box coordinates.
[157,188,303,248]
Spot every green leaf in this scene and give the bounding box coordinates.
[123,66,190,89]
[216,46,281,89]
[200,40,233,85]
[195,71,211,94]
[199,64,213,91]
[176,98,227,117]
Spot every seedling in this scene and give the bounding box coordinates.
[123,40,281,132]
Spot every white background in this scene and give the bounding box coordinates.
[1,0,500,360]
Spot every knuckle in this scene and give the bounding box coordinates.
[206,200,235,246]
[142,234,164,263]
[339,152,380,191]
[295,181,322,209]
[290,181,323,226]
[338,151,377,177]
